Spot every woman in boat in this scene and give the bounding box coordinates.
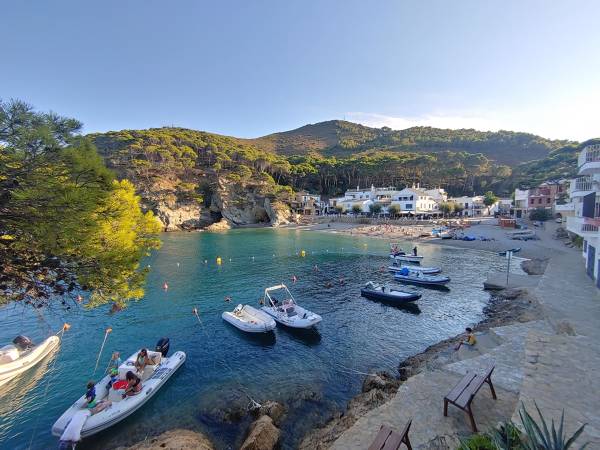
[122,371,142,398]
[134,348,151,374]
[85,381,97,409]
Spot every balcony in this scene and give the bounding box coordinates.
[567,216,600,237]
[570,176,594,197]
[578,144,600,176]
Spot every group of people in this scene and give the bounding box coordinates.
[83,349,153,413]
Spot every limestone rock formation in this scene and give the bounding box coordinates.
[239,415,280,450]
[205,218,232,232]
[264,198,292,227]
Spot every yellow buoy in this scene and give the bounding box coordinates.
[300,250,306,257]
[216,257,222,265]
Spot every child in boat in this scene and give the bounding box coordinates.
[122,371,142,398]
[455,327,477,350]
[85,381,97,409]
[106,351,122,388]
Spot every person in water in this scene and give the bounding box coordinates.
[106,351,122,388]
[455,327,477,350]
[134,348,152,374]
[122,371,142,398]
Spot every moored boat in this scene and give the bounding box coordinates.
[388,262,441,275]
[261,284,322,329]
[0,335,60,387]
[52,339,185,442]
[360,281,421,303]
[393,268,450,287]
[389,243,423,263]
[222,304,277,333]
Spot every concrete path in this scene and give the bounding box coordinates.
[330,369,518,450]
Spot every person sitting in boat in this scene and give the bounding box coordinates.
[85,381,97,409]
[134,348,152,374]
[122,371,142,398]
[455,327,477,350]
[106,351,122,389]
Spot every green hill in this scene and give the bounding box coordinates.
[244,120,571,166]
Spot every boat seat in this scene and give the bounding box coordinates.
[118,351,162,380]
[0,345,19,363]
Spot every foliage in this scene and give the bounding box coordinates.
[351,204,362,214]
[454,202,465,214]
[518,402,588,450]
[369,203,383,215]
[458,433,496,450]
[334,205,344,214]
[0,99,161,309]
[529,208,552,222]
[489,422,524,450]
[484,191,499,207]
[388,204,400,217]
[439,201,455,216]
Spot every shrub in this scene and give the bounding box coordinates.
[458,433,496,450]
[529,208,552,221]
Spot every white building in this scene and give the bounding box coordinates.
[390,185,441,215]
[513,189,530,219]
[566,143,600,286]
[448,195,501,217]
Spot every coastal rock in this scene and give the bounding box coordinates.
[362,371,400,393]
[205,218,232,232]
[240,415,280,450]
[256,400,286,425]
[521,258,549,275]
[155,202,206,231]
[212,182,270,226]
[264,198,292,227]
[118,429,214,450]
[495,287,526,300]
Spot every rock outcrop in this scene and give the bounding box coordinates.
[205,218,232,232]
[118,429,214,450]
[240,415,281,450]
[264,198,293,227]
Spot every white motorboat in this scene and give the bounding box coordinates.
[394,268,450,287]
[388,262,441,275]
[389,243,423,263]
[261,284,322,329]
[223,304,277,333]
[52,339,185,442]
[0,335,60,387]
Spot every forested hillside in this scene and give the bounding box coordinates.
[245,120,571,166]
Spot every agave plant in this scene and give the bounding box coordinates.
[518,402,588,450]
[489,421,524,450]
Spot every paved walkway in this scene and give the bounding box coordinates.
[330,223,600,449]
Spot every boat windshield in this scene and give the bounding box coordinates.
[264,285,296,308]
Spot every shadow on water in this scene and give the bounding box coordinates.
[277,326,322,347]
[362,297,422,315]
[224,324,277,347]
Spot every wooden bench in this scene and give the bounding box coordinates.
[443,364,497,432]
[368,421,412,450]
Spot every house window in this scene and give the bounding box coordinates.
[546,198,550,204]
[538,198,542,204]
[406,204,413,210]
[530,199,534,205]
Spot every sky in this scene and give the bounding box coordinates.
[2,0,599,141]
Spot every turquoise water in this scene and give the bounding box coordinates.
[0,229,518,449]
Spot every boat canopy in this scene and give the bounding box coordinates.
[264,284,296,307]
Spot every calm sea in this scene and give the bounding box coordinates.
[0,229,521,449]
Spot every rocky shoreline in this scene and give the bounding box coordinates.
[297,276,543,450]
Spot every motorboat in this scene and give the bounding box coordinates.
[388,261,441,275]
[389,243,423,263]
[361,281,421,303]
[261,284,322,329]
[222,304,277,333]
[0,335,60,387]
[52,338,185,443]
[393,268,450,287]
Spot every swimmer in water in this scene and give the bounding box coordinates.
[163,282,169,290]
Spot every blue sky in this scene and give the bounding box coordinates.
[2,0,599,140]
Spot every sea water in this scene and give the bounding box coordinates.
[0,229,521,449]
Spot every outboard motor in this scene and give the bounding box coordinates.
[13,335,34,350]
[155,337,170,357]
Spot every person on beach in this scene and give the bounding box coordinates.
[122,371,142,398]
[455,327,477,350]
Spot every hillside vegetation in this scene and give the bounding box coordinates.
[244,120,571,166]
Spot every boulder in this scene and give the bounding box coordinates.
[256,400,286,425]
[264,198,292,227]
[240,415,280,450]
[362,371,400,393]
[205,218,232,232]
[118,429,214,450]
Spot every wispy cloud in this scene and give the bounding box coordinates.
[346,98,600,142]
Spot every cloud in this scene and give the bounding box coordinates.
[346,99,600,142]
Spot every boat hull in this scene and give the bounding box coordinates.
[388,265,441,275]
[393,274,450,287]
[360,289,421,303]
[0,335,60,387]
[390,254,423,264]
[261,307,322,329]
[222,305,276,333]
[52,350,186,439]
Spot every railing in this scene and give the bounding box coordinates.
[582,224,599,233]
[580,145,600,166]
[574,179,593,192]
